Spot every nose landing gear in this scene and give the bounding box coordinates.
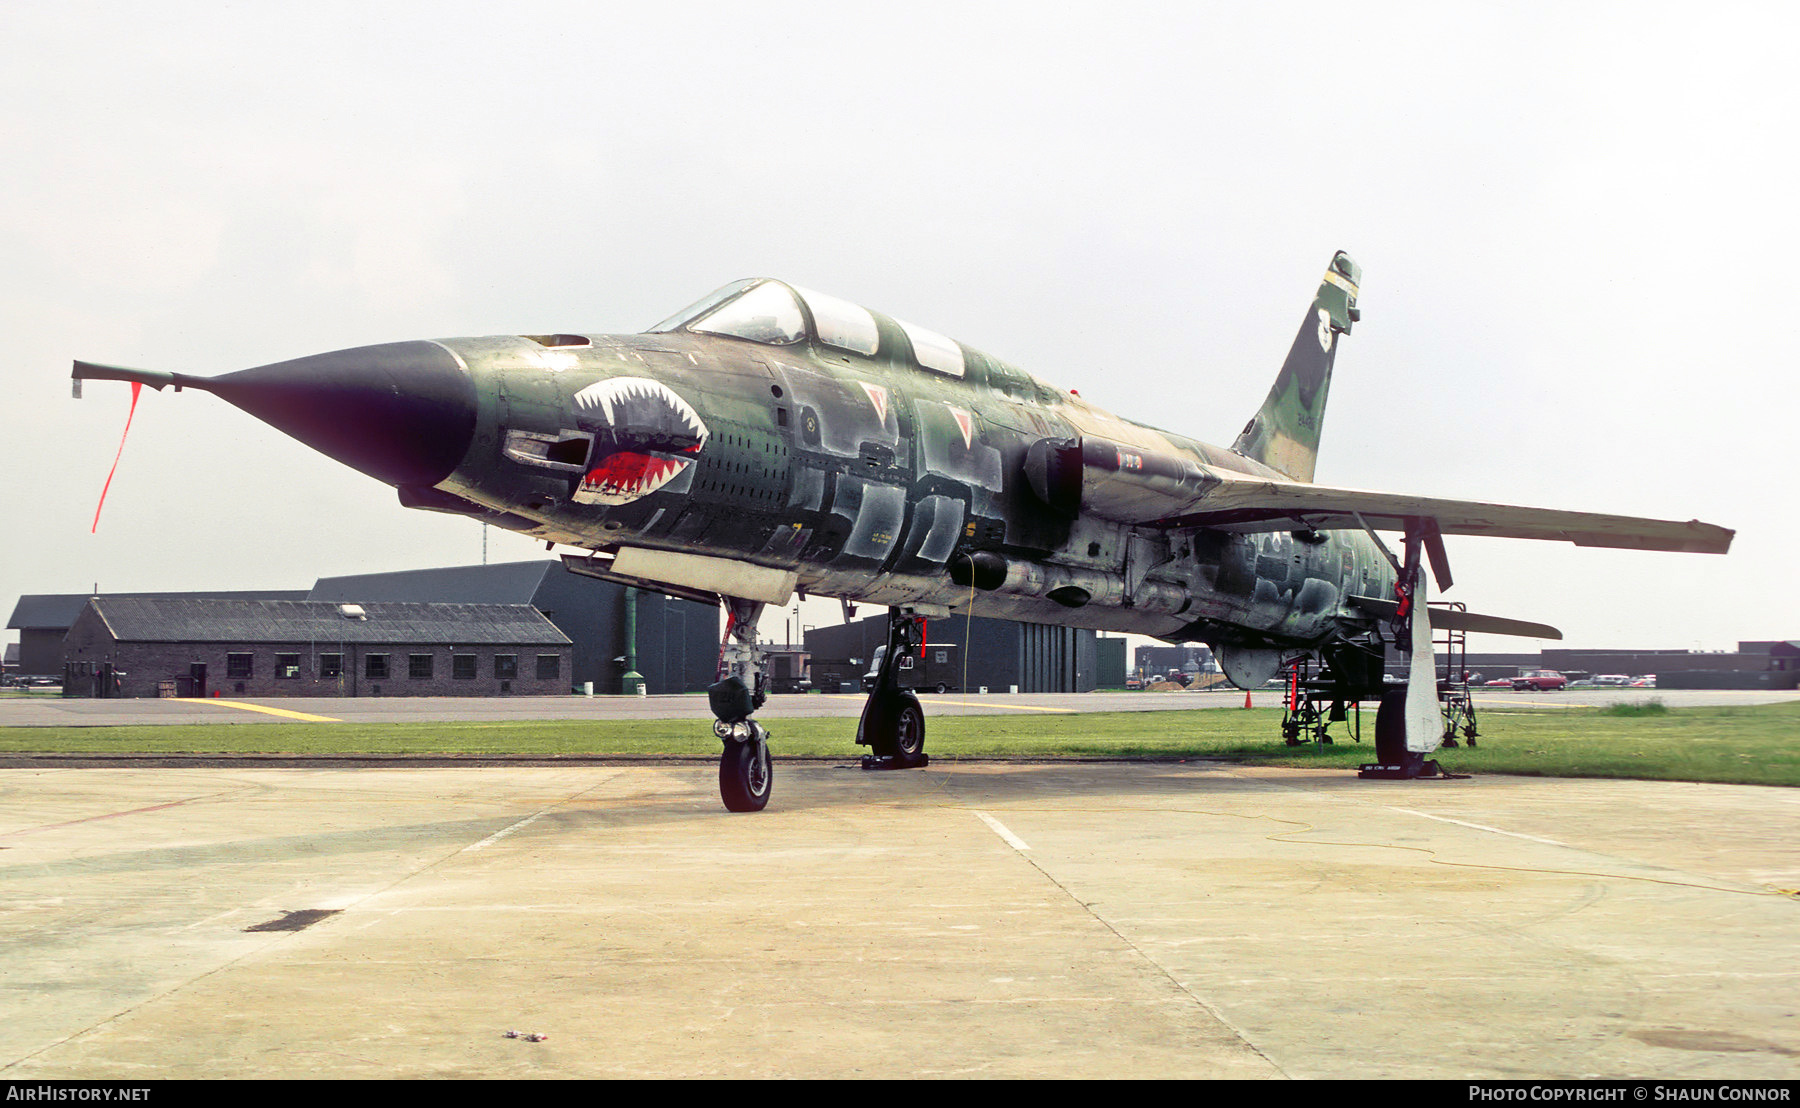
[716,715,773,812]
[711,598,774,812]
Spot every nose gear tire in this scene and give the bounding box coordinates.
[720,738,773,812]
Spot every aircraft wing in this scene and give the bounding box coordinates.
[1155,472,1733,554]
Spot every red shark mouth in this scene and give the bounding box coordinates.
[577,450,692,505]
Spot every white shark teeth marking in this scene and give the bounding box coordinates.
[571,376,709,448]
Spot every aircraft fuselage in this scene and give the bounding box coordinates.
[418,322,1394,658]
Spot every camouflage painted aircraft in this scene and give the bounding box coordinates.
[73,253,1733,809]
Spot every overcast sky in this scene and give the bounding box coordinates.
[3,1,1792,656]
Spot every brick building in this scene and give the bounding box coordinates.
[7,590,308,677]
[9,559,721,697]
[62,597,571,698]
[308,560,717,695]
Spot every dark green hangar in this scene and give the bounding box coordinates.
[805,613,1100,695]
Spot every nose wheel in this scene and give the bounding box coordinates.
[711,598,775,812]
[718,719,773,812]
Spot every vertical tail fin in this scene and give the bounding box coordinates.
[1231,251,1361,483]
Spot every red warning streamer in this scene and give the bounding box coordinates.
[91,381,142,534]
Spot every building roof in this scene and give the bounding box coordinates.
[308,561,555,604]
[8,591,310,631]
[83,598,571,646]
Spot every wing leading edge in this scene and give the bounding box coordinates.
[1049,435,1732,554]
[1169,473,1733,554]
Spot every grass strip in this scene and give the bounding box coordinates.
[2,700,1796,786]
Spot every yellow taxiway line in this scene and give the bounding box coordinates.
[170,698,342,723]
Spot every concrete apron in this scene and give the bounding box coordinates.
[1,763,1795,1079]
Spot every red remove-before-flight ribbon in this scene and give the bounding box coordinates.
[90,380,142,534]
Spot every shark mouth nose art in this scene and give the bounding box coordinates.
[569,376,710,505]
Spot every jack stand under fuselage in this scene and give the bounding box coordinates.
[1280,655,1366,747]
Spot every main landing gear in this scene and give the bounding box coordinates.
[856,607,931,771]
[1360,520,1454,781]
[706,601,933,812]
[1368,687,1441,779]
[710,598,774,812]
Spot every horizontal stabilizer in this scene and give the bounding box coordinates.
[1349,595,1562,640]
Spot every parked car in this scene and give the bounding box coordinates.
[1483,677,1516,688]
[1512,669,1568,690]
[1630,675,1657,688]
[1592,674,1631,686]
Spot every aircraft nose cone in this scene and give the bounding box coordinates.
[208,340,475,487]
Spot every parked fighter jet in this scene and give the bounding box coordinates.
[73,254,1733,809]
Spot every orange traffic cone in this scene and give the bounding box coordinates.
[1242,689,1253,709]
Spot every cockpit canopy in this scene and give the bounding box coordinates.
[648,278,966,378]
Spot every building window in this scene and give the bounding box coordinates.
[536,654,560,680]
[227,653,253,679]
[366,654,390,680]
[409,654,434,680]
[494,654,517,680]
[319,653,343,679]
[453,655,476,680]
[275,654,301,679]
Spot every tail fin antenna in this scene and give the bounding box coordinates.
[1231,251,1361,483]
